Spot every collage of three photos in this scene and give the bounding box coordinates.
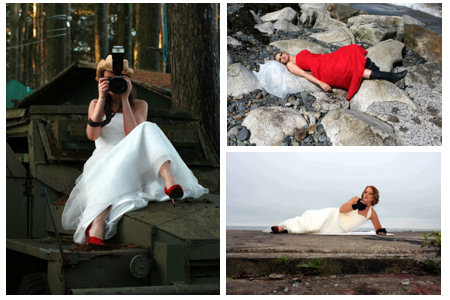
[4,2,443,295]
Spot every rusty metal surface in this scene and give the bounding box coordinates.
[71,283,220,295]
[124,195,220,242]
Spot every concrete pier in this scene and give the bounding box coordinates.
[226,230,440,295]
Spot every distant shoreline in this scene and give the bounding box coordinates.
[226,226,440,232]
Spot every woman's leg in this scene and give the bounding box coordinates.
[363,69,372,79]
[88,206,111,239]
[364,68,407,83]
[159,160,176,188]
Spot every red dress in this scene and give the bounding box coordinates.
[296,44,367,100]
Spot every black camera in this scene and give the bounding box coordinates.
[108,46,127,94]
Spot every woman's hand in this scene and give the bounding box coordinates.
[121,76,132,101]
[98,77,109,100]
[320,82,332,92]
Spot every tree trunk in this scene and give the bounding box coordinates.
[38,3,46,84]
[116,3,134,65]
[95,3,109,61]
[7,3,20,81]
[135,3,161,71]
[46,3,68,81]
[17,3,28,83]
[168,4,220,154]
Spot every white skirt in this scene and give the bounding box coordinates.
[62,121,208,244]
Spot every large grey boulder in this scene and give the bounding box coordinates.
[351,80,418,112]
[347,15,405,44]
[402,15,425,26]
[261,7,297,23]
[299,3,328,11]
[403,62,441,114]
[298,4,329,28]
[242,107,307,146]
[366,39,405,72]
[310,26,355,47]
[299,5,346,30]
[254,22,274,35]
[312,13,347,30]
[227,63,262,97]
[273,19,301,32]
[328,3,367,23]
[270,38,330,56]
[321,109,402,146]
[404,24,441,61]
[311,89,349,113]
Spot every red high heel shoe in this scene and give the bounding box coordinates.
[85,224,107,247]
[164,184,184,206]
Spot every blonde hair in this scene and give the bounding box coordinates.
[95,54,134,81]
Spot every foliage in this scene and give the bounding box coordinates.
[422,231,441,257]
[297,258,324,275]
[420,259,441,275]
[278,257,289,263]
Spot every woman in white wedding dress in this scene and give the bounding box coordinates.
[62,55,208,246]
[271,186,387,236]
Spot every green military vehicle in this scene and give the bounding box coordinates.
[6,102,220,294]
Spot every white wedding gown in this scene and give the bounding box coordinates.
[62,113,208,244]
[280,207,372,234]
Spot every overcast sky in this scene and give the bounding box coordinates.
[227,152,441,230]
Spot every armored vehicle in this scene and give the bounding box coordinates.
[6,86,219,293]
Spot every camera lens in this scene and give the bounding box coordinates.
[109,76,127,94]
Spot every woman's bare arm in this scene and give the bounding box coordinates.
[339,196,359,213]
[286,62,332,92]
[369,209,385,235]
[86,99,104,141]
[86,77,109,141]
[120,76,148,135]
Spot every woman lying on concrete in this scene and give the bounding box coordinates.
[274,44,407,100]
[271,185,387,236]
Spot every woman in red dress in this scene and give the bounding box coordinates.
[274,44,407,100]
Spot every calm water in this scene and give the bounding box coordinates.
[349,3,442,35]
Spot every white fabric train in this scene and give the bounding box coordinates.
[62,113,208,244]
[280,207,372,234]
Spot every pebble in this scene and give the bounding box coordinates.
[237,127,250,141]
[284,287,289,292]
[401,279,410,286]
[269,273,285,279]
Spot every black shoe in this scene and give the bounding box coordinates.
[369,69,408,83]
[271,226,288,234]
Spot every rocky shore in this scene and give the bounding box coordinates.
[227,3,442,146]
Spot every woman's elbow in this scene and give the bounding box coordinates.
[86,134,98,141]
[86,129,99,141]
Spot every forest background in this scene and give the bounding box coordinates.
[5,3,220,153]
